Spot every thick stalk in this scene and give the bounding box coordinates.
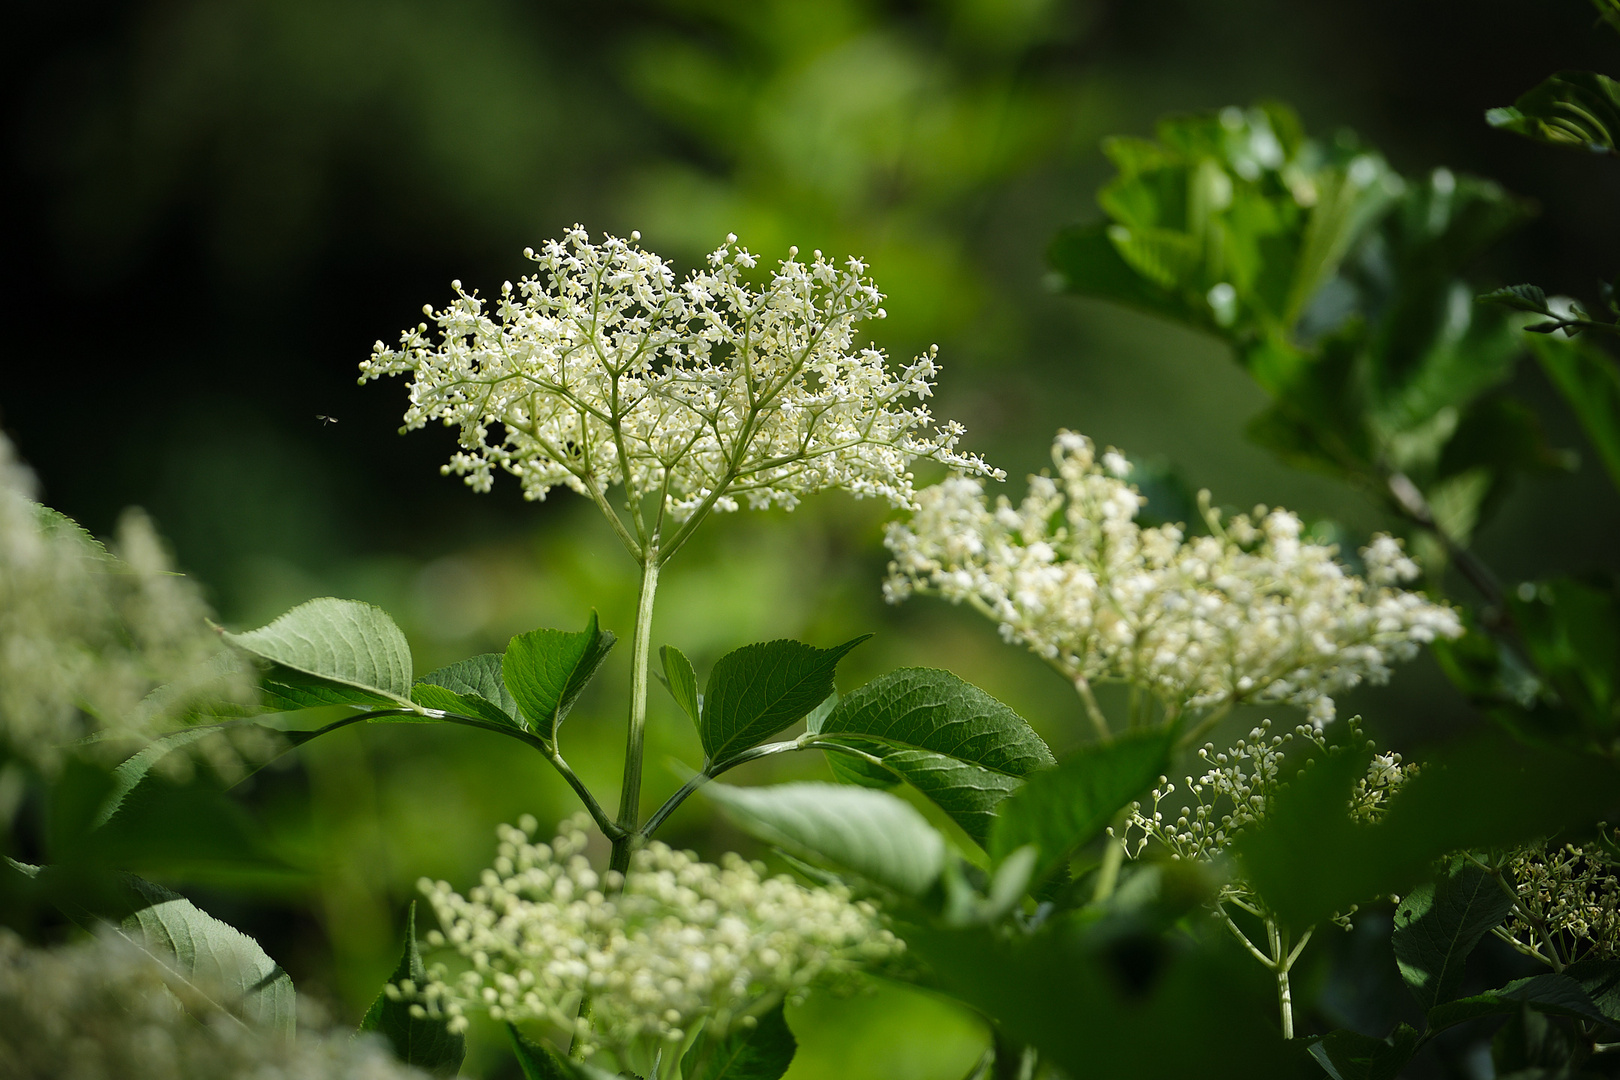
[1269,920,1295,1039]
[611,551,661,874]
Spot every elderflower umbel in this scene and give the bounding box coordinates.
[361,228,998,527]
[407,815,900,1066]
[0,434,258,772]
[884,431,1461,725]
[1507,832,1620,965]
[0,930,426,1080]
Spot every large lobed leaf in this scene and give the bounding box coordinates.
[704,781,945,897]
[224,597,415,709]
[814,668,1054,845]
[700,637,868,763]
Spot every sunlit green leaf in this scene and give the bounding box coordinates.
[413,653,528,732]
[814,668,1054,845]
[502,613,617,745]
[1488,71,1620,155]
[704,781,945,896]
[223,597,415,708]
[660,645,701,731]
[700,637,868,763]
[1392,857,1516,1010]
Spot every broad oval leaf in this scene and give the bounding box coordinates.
[1392,856,1516,1011]
[414,653,528,732]
[988,729,1170,882]
[704,781,945,897]
[224,598,414,708]
[682,1003,797,1080]
[814,668,1055,845]
[700,637,869,763]
[362,902,466,1075]
[502,613,617,744]
[120,875,296,1035]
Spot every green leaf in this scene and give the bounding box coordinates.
[1531,335,1620,494]
[1506,576,1620,740]
[1480,283,1552,315]
[502,613,617,745]
[413,653,528,732]
[362,902,466,1075]
[703,781,945,896]
[700,637,869,763]
[509,1026,623,1080]
[1308,1025,1419,1080]
[813,668,1055,845]
[1427,973,1614,1033]
[1488,71,1620,155]
[682,1004,797,1080]
[660,645,701,731]
[224,597,415,708]
[987,729,1170,882]
[120,875,296,1035]
[1393,857,1517,1011]
[1567,960,1620,1024]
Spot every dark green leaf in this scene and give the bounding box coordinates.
[700,637,869,763]
[1308,1025,1419,1080]
[1488,71,1620,155]
[660,645,701,730]
[703,781,945,896]
[414,653,528,732]
[1508,575,1620,739]
[987,729,1169,882]
[121,875,296,1035]
[1531,335,1620,494]
[1566,960,1620,1024]
[362,902,466,1075]
[224,598,415,708]
[509,1026,623,1079]
[1428,972,1614,1033]
[1480,284,1553,315]
[1393,857,1516,1010]
[502,613,617,745]
[814,668,1055,845]
[681,1004,796,1080]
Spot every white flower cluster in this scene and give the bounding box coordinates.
[1124,720,1414,866]
[0,434,257,772]
[884,431,1461,725]
[361,227,997,523]
[0,929,425,1080]
[1508,832,1620,965]
[408,815,900,1066]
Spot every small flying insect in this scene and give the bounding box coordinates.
[316,415,339,426]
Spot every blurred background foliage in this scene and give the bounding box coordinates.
[4,1,1620,1075]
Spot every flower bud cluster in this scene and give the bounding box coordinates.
[884,431,1461,724]
[1124,720,1413,865]
[408,815,901,1063]
[0,434,259,773]
[0,929,425,1080]
[1508,832,1620,964]
[361,227,998,522]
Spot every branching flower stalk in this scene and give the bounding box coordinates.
[362,226,997,872]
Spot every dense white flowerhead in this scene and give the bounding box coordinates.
[408,815,900,1068]
[884,431,1462,724]
[362,228,998,526]
[0,930,425,1080]
[0,434,257,772]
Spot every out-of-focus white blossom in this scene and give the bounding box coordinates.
[409,815,900,1069]
[884,431,1461,725]
[1507,832,1620,965]
[361,228,998,528]
[0,929,425,1080]
[0,434,257,773]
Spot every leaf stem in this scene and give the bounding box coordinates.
[611,553,662,874]
[638,740,805,839]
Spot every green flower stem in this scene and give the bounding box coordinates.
[611,552,662,874]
